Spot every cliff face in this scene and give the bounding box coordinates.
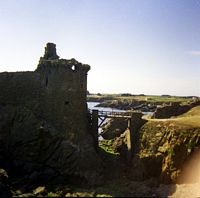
[153,100,200,118]
[130,106,200,184]
[0,43,102,185]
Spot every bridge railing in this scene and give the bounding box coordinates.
[88,109,133,118]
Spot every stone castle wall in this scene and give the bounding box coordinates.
[0,45,90,141]
[36,58,90,139]
[0,72,41,108]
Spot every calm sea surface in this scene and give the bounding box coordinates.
[87,102,125,112]
[87,102,153,115]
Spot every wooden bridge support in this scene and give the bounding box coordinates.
[90,109,146,160]
[127,116,133,163]
[92,110,99,149]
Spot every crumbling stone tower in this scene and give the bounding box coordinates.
[0,43,102,184]
[36,43,90,139]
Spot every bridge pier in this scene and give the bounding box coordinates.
[126,116,133,163]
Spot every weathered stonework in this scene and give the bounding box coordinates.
[0,43,102,185]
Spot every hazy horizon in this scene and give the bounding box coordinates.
[0,0,200,96]
[87,92,199,97]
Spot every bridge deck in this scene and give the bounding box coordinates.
[89,109,132,118]
[101,115,132,118]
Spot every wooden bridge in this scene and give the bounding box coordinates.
[89,109,133,128]
[89,109,146,162]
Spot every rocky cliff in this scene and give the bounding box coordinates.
[153,100,200,118]
[130,106,200,183]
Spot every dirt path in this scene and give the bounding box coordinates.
[144,116,200,128]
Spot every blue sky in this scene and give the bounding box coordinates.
[0,0,200,96]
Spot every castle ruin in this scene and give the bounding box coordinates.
[0,43,102,184]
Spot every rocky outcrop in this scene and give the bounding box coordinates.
[96,99,157,112]
[100,118,128,140]
[0,169,12,198]
[153,100,200,118]
[129,120,200,183]
[0,43,102,185]
[112,130,131,162]
[114,113,147,160]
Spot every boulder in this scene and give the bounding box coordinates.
[111,112,147,162]
[33,186,47,196]
[0,169,12,198]
[0,104,102,185]
[112,130,128,154]
[101,118,128,140]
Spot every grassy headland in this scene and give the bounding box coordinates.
[147,105,200,128]
[87,93,195,103]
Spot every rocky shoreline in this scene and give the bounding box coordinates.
[88,95,200,118]
[95,99,159,112]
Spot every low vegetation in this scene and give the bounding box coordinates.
[88,93,194,103]
[99,139,119,155]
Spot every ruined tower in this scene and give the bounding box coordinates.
[36,43,91,138]
[43,43,59,59]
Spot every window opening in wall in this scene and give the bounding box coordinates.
[71,65,75,71]
[64,101,69,105]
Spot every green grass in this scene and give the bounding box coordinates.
[174,106,200,128]
[99,139,119,155]
[88,94,194,103]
